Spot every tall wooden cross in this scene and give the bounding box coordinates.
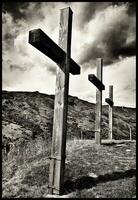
[105,85,114,140]
[29,7,80,195]
[88,58,105,144]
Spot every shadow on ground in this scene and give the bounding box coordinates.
[62,168,136,195]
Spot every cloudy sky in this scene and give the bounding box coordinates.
[2,2,136,107]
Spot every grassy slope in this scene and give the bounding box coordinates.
[2,91,136,198]
[2,90,136,143]
[2,140,136,198]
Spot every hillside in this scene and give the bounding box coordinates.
[2,91,136,198]
[2,90,136,143]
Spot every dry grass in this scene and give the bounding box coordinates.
[2,91,136,198]
[2,139,136,198]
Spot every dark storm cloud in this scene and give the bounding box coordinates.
[46,64,57,75]
[2,2,57,75]
[2,2,45,22]
[2,2,46,49]
[79,3,136,66]
[2,2,136,75]
[3,32,14,47]
[3,32,12,40]
[127,2,136,16]
[79,2,111,25]
[76,2,128,28]
[79,2,108,24]
[80,25,135,66]
[2,2,29,21]
[118,40,136,57]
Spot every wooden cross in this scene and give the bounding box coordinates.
[105,85,114,140]
[29,7,80,195]
[129,126,132,140]
[88,58,105,144]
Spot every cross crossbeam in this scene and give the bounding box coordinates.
[105,85,114,140]
[29,29,80,75]
[88,74,105,91]
[105,98,114,107]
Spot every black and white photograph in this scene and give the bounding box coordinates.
[2,1,136,198]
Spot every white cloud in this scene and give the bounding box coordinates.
[103,56,136,107]
[3,65,56,94]
[69,56,136,108]
[2,2,136,108]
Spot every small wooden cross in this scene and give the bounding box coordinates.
[29,7,80,195]
[88,58,105,144]
[129,126,132,140]
[105,85,114,140]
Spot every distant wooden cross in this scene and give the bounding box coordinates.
[29,7,80,195]
[129,126,132,140]
[88,58,105,144]
[105,85,114,140]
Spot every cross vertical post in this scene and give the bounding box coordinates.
[95,58,103,144]
[88,58,105,145]
[48,7,72,195]
[105,85,114,140]
[130,127,132,140]
[81,131,83,140]
[109,85,113,140]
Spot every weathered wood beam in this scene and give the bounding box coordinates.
[105,98,114,107]
[95,58,103,144]
[88,74,105,91]
[105,85,114,140]
[29,28,80,75]
[109,85,113,100]
[129,127,132,140]
[48,7,72,195]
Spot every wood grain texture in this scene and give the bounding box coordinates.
[130,127,132,140]
[109,105,113,139]
[105,85,114,140]
[88,74,105,91]
[95,58,103,145]
[109,85,113,139]
[105,98,113,107]
[48,7,72,195]
[109,85,113,101]
[29,28,80,75]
